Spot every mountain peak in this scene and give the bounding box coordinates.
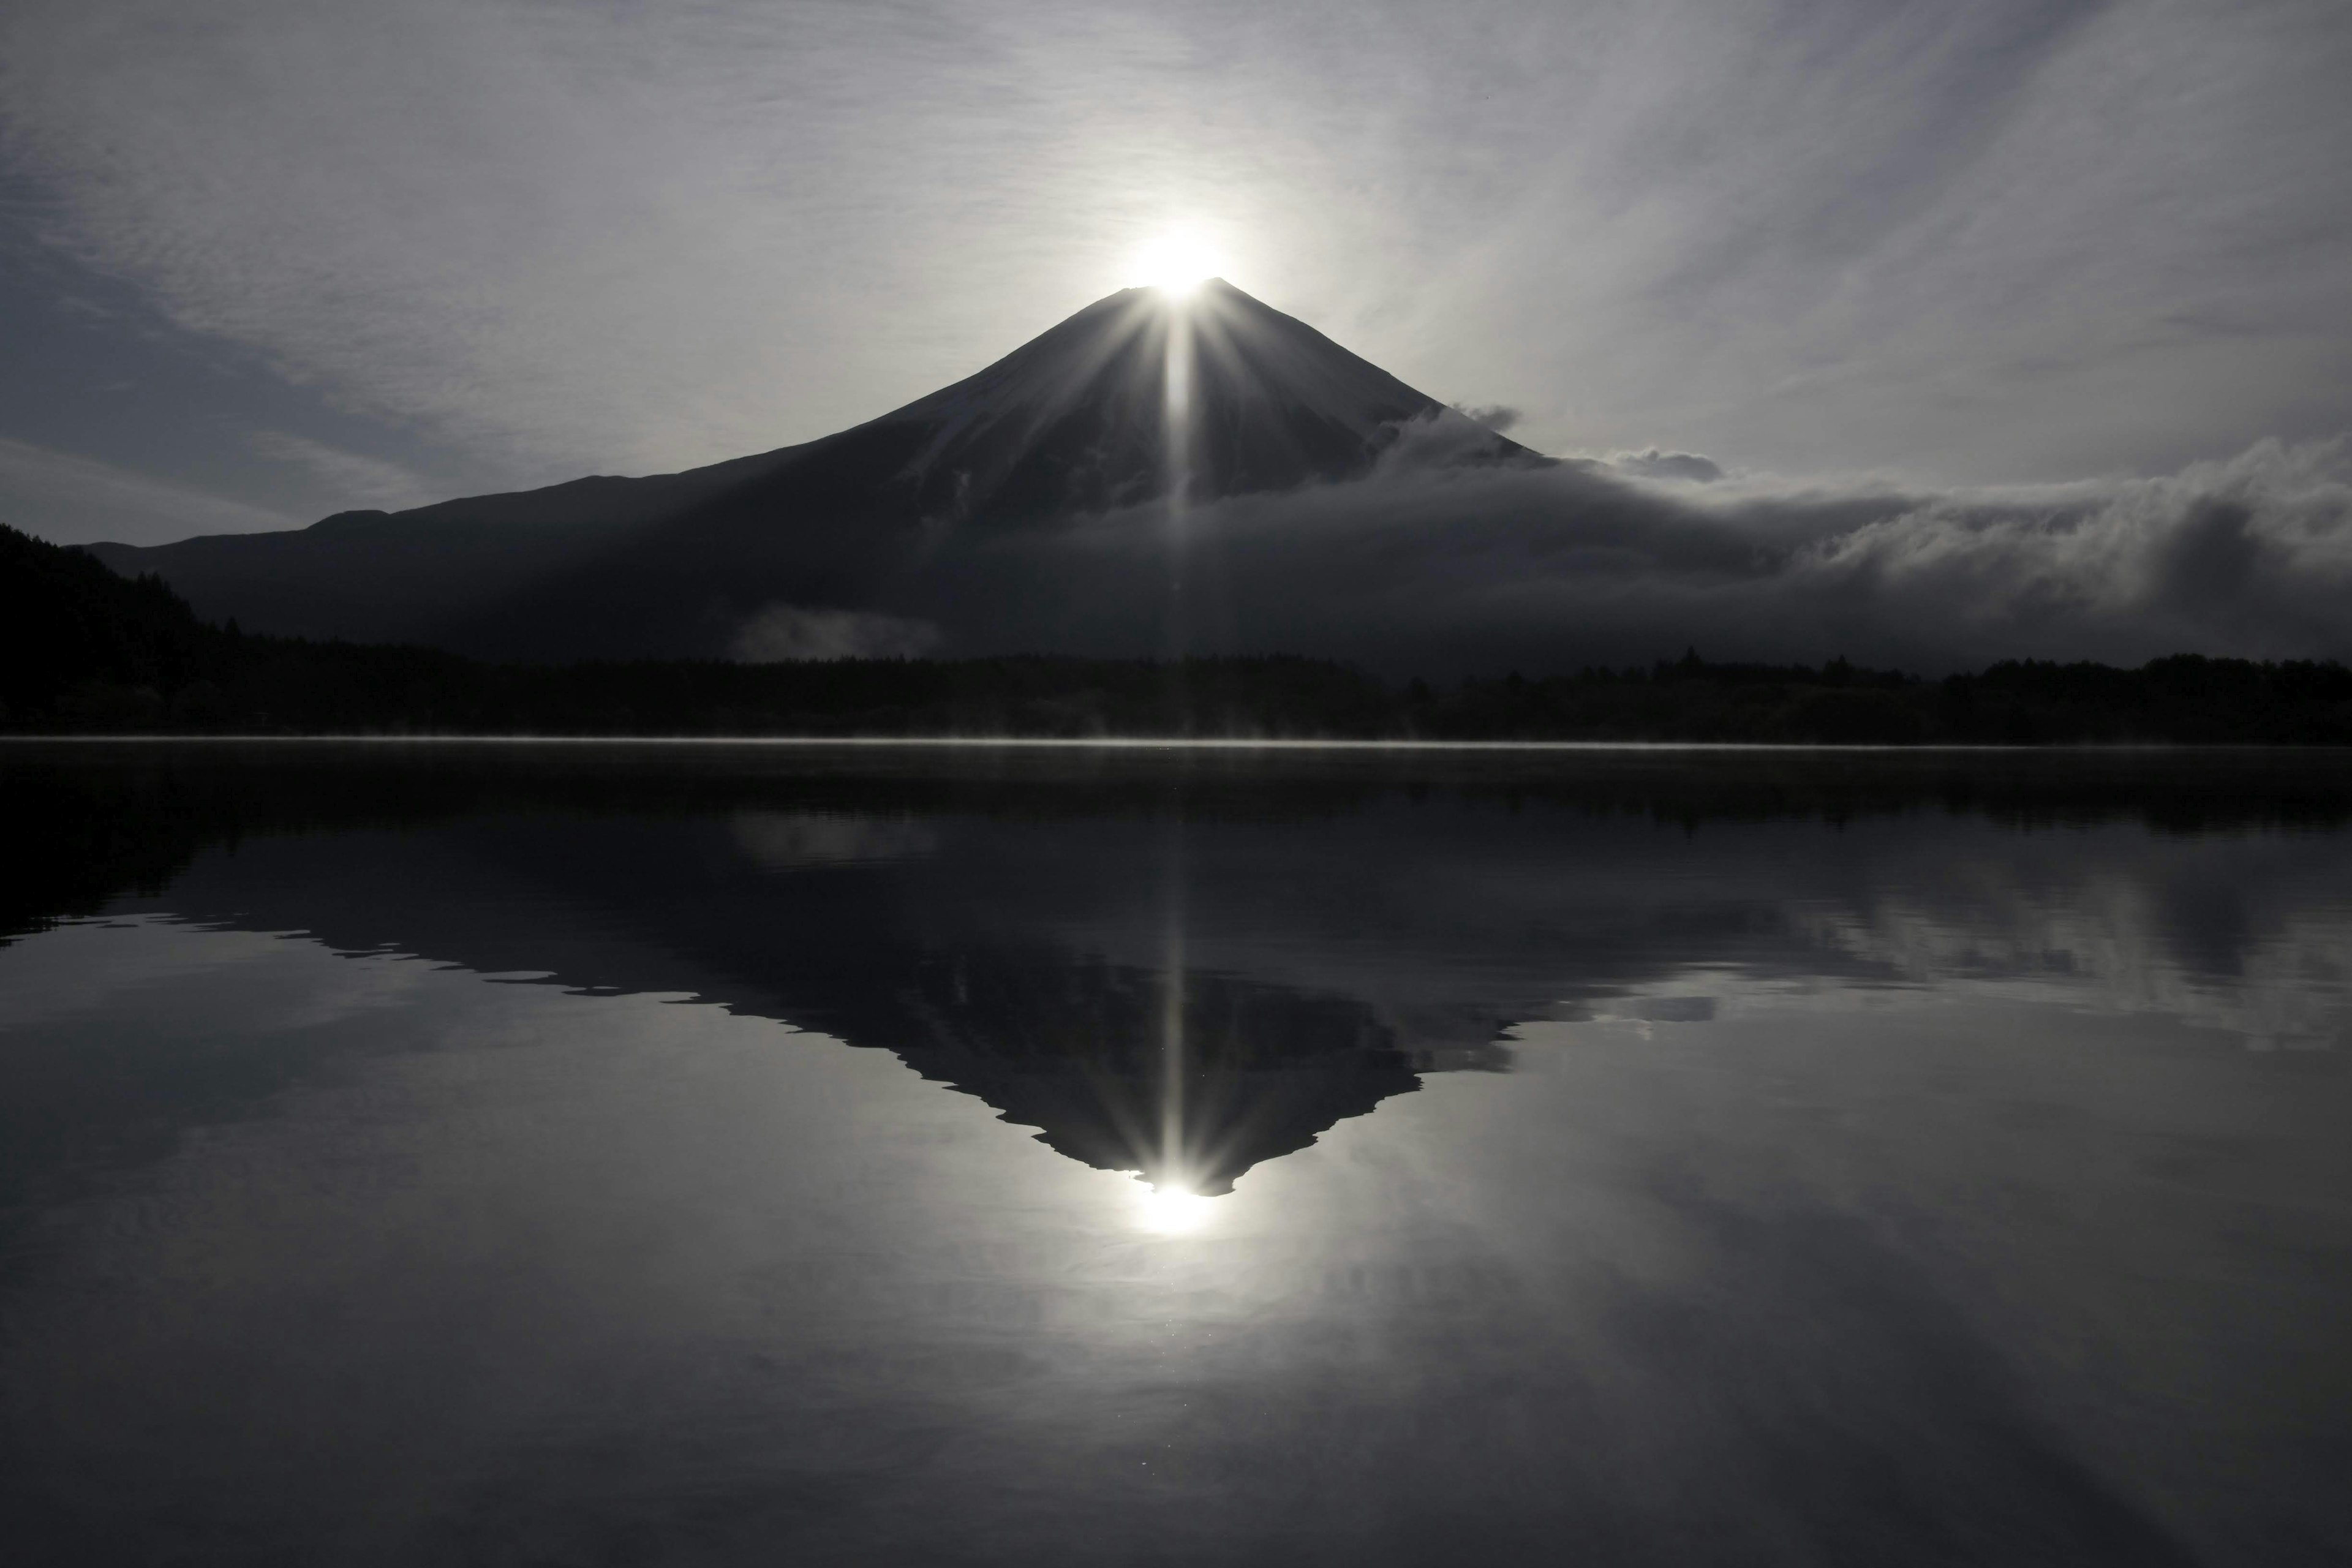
[90,280,1540,660]
[864,278,1534,522]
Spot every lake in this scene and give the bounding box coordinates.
[2,742,2348,1566]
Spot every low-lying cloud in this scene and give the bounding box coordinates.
[1613,449,1725,484]
[731,603,941,663]
[884,436,2352,676]
[1452,404,1523,435]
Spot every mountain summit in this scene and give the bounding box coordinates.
[91,281,1537,660]
[874,279,1523,518]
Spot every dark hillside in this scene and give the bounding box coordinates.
[1,524,214,725]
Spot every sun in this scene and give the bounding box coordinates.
[1129,229,1224,295]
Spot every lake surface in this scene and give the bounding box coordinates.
[3,743,2350,1566]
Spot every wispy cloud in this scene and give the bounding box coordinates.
[246,431,438,513]
[3,1,2346,490]
[0,438,296,546]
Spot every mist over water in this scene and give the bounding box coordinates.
[2,744,2349,1564]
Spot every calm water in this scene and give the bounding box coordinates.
[3,744,2350,1566]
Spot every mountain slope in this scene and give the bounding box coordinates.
[81,444,815,648]
[86,281,1536,660]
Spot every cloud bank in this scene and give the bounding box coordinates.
[890,437,2352,675]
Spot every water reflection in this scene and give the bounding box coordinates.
[2,746,2350,1563]
[6,747,2352,1215]
[1134,1183,1214,1235]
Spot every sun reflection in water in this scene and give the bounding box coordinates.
[1135,1180,1215,1235]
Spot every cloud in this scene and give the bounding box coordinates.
[1452,404,1521,435]
[891,436,2352,674]
[1613,449,1724,483]
[731,604,941,663]
[0,438,297,546]
[246,432,440,513]
[2,0,2345,492]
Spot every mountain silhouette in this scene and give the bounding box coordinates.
[88,281,1537,662]
[6,750,1535,1203]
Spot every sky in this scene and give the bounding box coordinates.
[2,0,2350,547]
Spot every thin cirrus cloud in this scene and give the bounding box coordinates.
[243,432,440,516]
[0,0,2346,529]
[0,437,296,546]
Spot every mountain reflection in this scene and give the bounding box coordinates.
[7,745,2352,1204]
[812,892,1439,1198]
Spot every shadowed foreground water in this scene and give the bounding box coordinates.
[2,744,2349,1566]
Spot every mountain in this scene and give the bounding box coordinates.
[6,750,1537,1200]
[86,281,1537,662]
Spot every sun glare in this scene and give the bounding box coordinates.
[1136,1180,1215,1235]
[1130,230,1223,295]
